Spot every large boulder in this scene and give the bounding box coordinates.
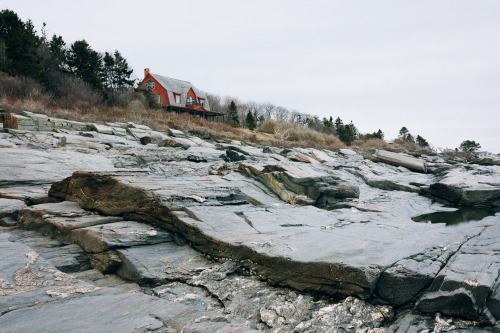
[421,166,500,207]
[371,150,428,173]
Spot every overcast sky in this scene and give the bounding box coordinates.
[4,1,500,152]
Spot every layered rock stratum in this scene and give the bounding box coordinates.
[1,110,499,332]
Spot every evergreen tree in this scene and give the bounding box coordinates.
[459,140,481,153]
[0,10,44,78]
[257,114,265,127]
[341,122,359,145]
[66,40,104,92]
[101,50,133,91]
[416,135,429,148]
[102,51,114,90]
[334,117,344,137]
[111,50,134,89]
[47,34,67,71]
[226,101,240,127]
[333,117,358,145]
[360,129,384,141]
[246,110,256,130]
[323,116,334,134]
[399,126,410,140]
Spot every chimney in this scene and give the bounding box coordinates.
[144,68,150,78]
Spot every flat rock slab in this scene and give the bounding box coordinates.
[311,149,336,163]
[24,201,91,217]
[181,205,483,297]
[423,166,500,207]
[0,185,51,204]
[117,241,214,284]
[0,148,116,187]
[6,228,91,273]
[0,287,257,333]
[48,171,500,324]
[0,198,26,217]
[167,128,185,138]
[45,215,123,232]
[73,221,173,253]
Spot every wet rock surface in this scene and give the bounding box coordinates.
[1,111,500,332]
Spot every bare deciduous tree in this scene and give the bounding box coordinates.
[206,93,223,113]
[274,106,290,122]
[262,102,275,120]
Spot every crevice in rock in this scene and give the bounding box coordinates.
[234,211,260,233]
[372,227,488,311]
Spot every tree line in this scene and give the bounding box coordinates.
[0,9,134,106]
[212,93,483,152]
[208,93,386,146]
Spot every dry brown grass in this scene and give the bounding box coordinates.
[256,120,346,150]
[389,138,435,155]
[1,96,351,150]
[352,138,393,150]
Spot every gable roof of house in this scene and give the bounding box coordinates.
[149,73,210,111]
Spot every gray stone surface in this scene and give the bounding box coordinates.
[1,111,499,331]
[116,241,213,284]
[422,166,500,207]
[372,149,428,173]
[0,198,26,217]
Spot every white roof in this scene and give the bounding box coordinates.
[150,73,210,111]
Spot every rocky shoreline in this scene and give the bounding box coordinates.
[1,110,499,332]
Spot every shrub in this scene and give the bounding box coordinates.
[257,119,276,134]
[0,74,49,100]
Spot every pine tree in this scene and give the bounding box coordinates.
[112,50,133,89]
[66,40,104,92]
[341,122,359,145]
[0,10,44,78]
[323,116,334,134]
[226,100,240,127]
[246,110,256,130]
[334,117,344,140]
[399,127,410,140]
[375,129,384,140]
[102,51,115,90]
[459,140,481,153]
[398,127,416,142]
[416,135,429,148]
[48,34,67,70]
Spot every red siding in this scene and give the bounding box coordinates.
[186,88,197,101]
[140,74,170,105]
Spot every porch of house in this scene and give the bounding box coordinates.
[164,106,226,122]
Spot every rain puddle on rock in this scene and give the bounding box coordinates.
[412,207,500,226]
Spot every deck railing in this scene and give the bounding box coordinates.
[186,101,204,106]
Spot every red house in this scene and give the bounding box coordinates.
[140,69,225,121]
